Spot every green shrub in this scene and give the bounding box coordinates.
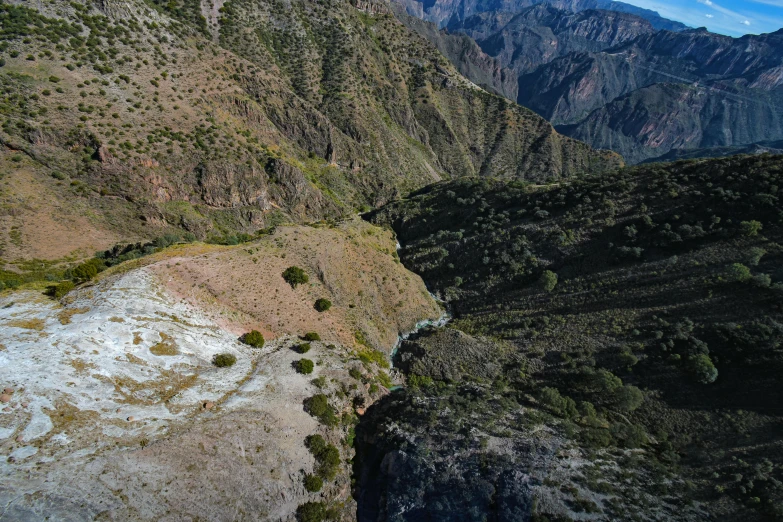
[305,434,341,480]
[690,354,718,384]
[610,422,648,448]
[538,386,577,417]
[282,266,309,288]
[303,332,321,341]
[314,298,332,312]
[213,353,237,367]
[407,374,433,388]
[48,280,75,299]
[739,220,762,237]
[726,263,752,282]
[242,330,265,348]
[377,371,392,388]
[539,270,558,292]
[303,474,323,492]
[70,258,105,282]
[305,434,327,454]
[612,385,644,412]
[296,502,326,522]
[296,343,312,354]
[747,247,766,266]
[304,393,338,426]
[358,348,390,369]
[295,358,314,374]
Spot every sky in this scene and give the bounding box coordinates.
[615,0,783,36]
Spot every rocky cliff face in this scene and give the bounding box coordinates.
[403,2,783,163]
[450,5,655,75]
[391,0,688,31]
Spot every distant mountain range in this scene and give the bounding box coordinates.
[394,0,783,163]
[394,0,689,32]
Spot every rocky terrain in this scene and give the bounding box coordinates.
[391,0,688,31]
[2,0,783,519]
[0,219,442,519]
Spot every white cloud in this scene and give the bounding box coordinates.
[748,0,783,6]
[703,0,713,5]
[742,19,751,24]
[705,13,714,17]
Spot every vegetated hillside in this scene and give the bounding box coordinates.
[364,153,783,520]
[0,218,437,519]
[0,0,619,267]
[390,5,519,101]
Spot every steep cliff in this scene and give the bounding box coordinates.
[404,3,783,163]
[391,0,688,31]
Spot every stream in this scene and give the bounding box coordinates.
[389,241,452,366]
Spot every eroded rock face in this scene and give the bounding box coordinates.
[0,220,441,520]
[0,271,356,520]
[394,327,508,382]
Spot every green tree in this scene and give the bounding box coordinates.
[71,258,105,282]
[242,330,265,348]
[539,387,577,418]
[739,220,763,237]
[296,502,326,522]
[213,353,237,367]
[314,298,332,312]
[690,354,718,384]
[303,332,321,341]
[303,474,322,492]
[612,385,644,412]
[304,393,338,426]
[283,266,309,288]
[747,247,766,266]
[49,280,75,299]
[726,263,752,282]
[295,358,314,374]
[540,270,558,292]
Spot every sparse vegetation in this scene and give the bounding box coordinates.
[304,394,338,426]
[314,298,332,312]
[366,154,783,520]
[241,330,265,348]
[305,434,341,480]
[295,358,314,374]
[48,280,75,299]
[213,353,237,367]
[283,266,309,288]
[303,473,322,492]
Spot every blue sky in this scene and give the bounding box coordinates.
[616,0,783,36]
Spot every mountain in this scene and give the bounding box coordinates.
[448,5,655,75]
[401,4,783,163]
[643,139,783,163]
[0,0,619,265]
[391,0,689,31]
[365,153,783,520]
